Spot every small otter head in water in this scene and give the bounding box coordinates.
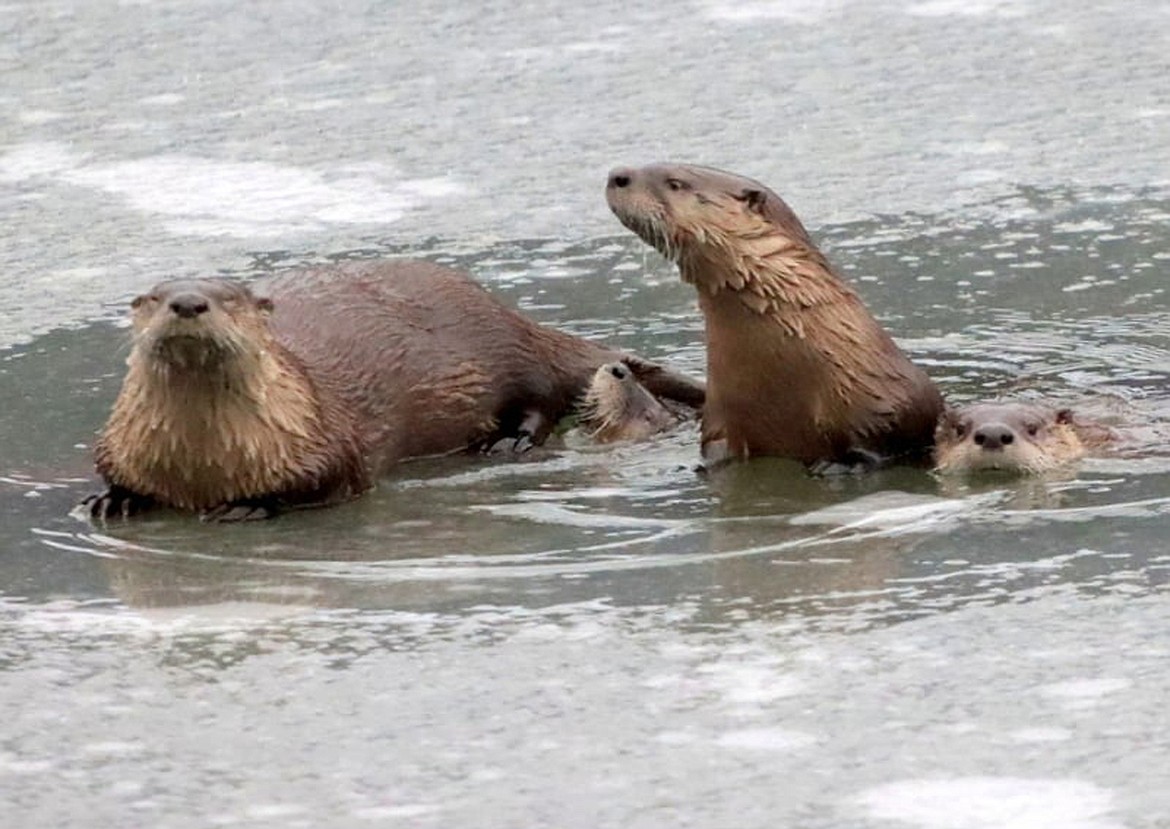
[580,361,680,443]
[933,403,1087,475]
[129,279,275,372]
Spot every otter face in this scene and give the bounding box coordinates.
[130,279,274,369]
[581,361,679,443]
[933,403,1083,475]
[605,163,811,264]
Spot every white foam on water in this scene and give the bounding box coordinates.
[245,803,308,819]
[714,727,817,751]
[352,803,442,820]
[80,741,146,758]
[0,754,55,774]
[699,662,806,705]
[857,777,1123,829]
[65,157,423,227]
[0,141,86,182]
[1008,727,1073,743]
[1039,678,1132,708]
[703,0,843,22]
[790,490,975,534]
[18,110,66,125]
[138,93,185,106]
[906,0,1028,17]
[0,142,465,237]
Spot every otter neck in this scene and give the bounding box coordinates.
[101,344,327,510]
[677,231,852,314]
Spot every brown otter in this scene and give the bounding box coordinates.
[85,260,705,521]
[605,163,944,471]
[934,402,1115,475]
[579,361,686,442]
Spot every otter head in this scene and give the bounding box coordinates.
[933,403,1084,475]
[580,362,680,443]
[606,163,838,305]
[129,279,275,375]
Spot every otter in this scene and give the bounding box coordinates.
[934,402,1115,475]
[606,163,944,470]
[85,260,705,521]
[579,362,686,443]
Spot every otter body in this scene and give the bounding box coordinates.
[580,362,685,443]
[934,402,1114,475]
[606,163,943,469]
[89,260,705,520]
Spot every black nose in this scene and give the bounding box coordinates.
[973,424,1015,451]
[607,168,635,189]
[169,293,210,319]
[608,363,629,380]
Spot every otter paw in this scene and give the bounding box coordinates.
[485,431,535,455]
[201,499,280,523]
[809,448,886,476]
[83,486,154,520]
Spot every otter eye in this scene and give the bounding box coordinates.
[954,423,968,439]
[740,189,768,213]
[665,178,689,192]
[1025,422,1040,437]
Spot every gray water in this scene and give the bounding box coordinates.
[2,1,1169,827]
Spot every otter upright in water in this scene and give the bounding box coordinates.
[87,260,705,521]
[606,163,944,469]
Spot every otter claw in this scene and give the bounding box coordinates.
[486,432,535,455]
[83,487,153,520]
[201,500,279,523]
[512,432,535,454]
[809,448,886,476]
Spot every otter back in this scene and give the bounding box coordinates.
[89,260,705,520]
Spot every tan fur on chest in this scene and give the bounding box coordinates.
[96,353,333,511]
[700,288,854,461]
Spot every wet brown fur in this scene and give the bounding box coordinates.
[934,402,1115,475]
[92,260,705,518]
[580,362,682,443]
[606,162,944,467]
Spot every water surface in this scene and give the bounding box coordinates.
[2,0,1168,826]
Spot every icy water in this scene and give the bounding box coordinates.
[2,0,1170,827]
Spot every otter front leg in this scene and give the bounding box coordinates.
[83,485,156,520]
[620,355,706,409]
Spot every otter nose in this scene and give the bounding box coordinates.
[608,363,629,380]
[607,167,636,190]
[973,423,1015,451]
[168,293,210,319]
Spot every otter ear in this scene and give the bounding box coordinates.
[1054,408,1075,426]
[256,297,275,314]
[741,189,768,215]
